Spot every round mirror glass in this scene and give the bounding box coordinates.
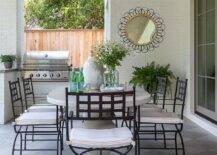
[126,16,156,45]
[119,8,165,52]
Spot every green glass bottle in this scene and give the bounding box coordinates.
[79,68,84,91]
[69,69,76,92]
[74,68,80,92]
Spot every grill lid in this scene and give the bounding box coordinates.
[24,51,69,60]
[23,51,69,64]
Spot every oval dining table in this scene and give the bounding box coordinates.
[47,84,151,154]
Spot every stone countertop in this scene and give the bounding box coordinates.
[0,68,20,73]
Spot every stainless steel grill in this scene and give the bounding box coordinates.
[22,51,70,82]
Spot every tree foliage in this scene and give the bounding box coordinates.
[25,0,104,29]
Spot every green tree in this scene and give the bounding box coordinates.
[25,0,104,29]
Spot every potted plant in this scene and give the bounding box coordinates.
[0,55,16,69]
[93,41,130,86]
[130,62,175,93]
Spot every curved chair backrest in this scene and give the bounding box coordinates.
[22,76,35,109]
[65,88,135,121]
[9,78,24,120]
[154,76,168,109]
[65,88,136,140]
[173,77,188,119]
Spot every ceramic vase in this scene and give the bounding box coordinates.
[83,57,103,90]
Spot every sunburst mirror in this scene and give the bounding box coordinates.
[119,7,165,52]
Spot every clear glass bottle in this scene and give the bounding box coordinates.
[114,69,119,86]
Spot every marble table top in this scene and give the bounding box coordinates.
[47,84,151,108]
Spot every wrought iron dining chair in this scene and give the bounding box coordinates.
[136,76,168,142]
[9,78,25,120]
[65,88,136,155]
[141,76,168,111]
[122,77,168,129]
[9,78,63,155]
[12,108,62,155]
[22,76,65,148]
[136,77,188,155]
[22,76,56,111]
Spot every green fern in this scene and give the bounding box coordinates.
[130,62,175,93]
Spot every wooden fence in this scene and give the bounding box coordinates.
[25,29,104,67]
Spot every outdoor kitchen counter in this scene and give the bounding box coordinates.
[0,69,21,124]
[0,68,20,73]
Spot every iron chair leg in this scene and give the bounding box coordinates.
[178,131,185,155]
[175,132,178,155]
[20,133,23,155]
[32,125,35,141]
[161,124,167,148]
[12,132,19,155]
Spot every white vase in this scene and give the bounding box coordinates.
[83,57,103,90]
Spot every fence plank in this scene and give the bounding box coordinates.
[25,29,104,67]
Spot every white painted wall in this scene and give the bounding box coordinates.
[106,0,217,136]
[106,0,190,83]
[0,0,17,55]
[0,0,24,69]
[17,0,25,58]
[0,0,23,123]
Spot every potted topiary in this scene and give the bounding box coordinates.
[0,55,16,69]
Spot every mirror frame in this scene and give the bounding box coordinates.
[119,7,165,52]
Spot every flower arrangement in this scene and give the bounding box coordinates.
[93,41,130,70]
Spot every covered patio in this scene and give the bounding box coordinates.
[0,0,217,155]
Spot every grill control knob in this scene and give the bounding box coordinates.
[36,73,40,77]
[50,73,54,78]
[30,74,34,77]
[43,74,47,77]
[56,73,61,77]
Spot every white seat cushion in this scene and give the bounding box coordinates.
[140,103,163,112]
[15,112,57,125]
[68,127,134,148]
[34,103,54,106]
[140,111,183,124]
[28,105,56,112]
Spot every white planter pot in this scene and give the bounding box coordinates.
[83,57,103,90]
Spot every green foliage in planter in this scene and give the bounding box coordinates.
[130,62,175,93]
[0,55,16,63]
[93,42,130,70]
